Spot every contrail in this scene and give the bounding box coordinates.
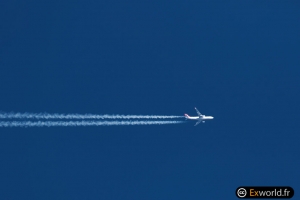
[0,112,184,120]
[0,120,185,127]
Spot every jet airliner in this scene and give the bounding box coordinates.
[184,107,214,126]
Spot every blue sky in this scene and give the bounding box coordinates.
[0,1,299,199]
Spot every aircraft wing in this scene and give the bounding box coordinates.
[194,120,202,126]
[195,107,202,116]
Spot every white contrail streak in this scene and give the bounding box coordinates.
[0,112,184,120]
[0,120,185,127]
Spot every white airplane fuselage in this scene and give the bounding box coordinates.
[184,107,214,126]
[184,115,214,120]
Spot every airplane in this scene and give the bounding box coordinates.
[184,107,214,126]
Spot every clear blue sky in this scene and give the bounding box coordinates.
[0,1,299,199]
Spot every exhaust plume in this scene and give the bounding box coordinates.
[0,112,184,120]
[0,120,185,127]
